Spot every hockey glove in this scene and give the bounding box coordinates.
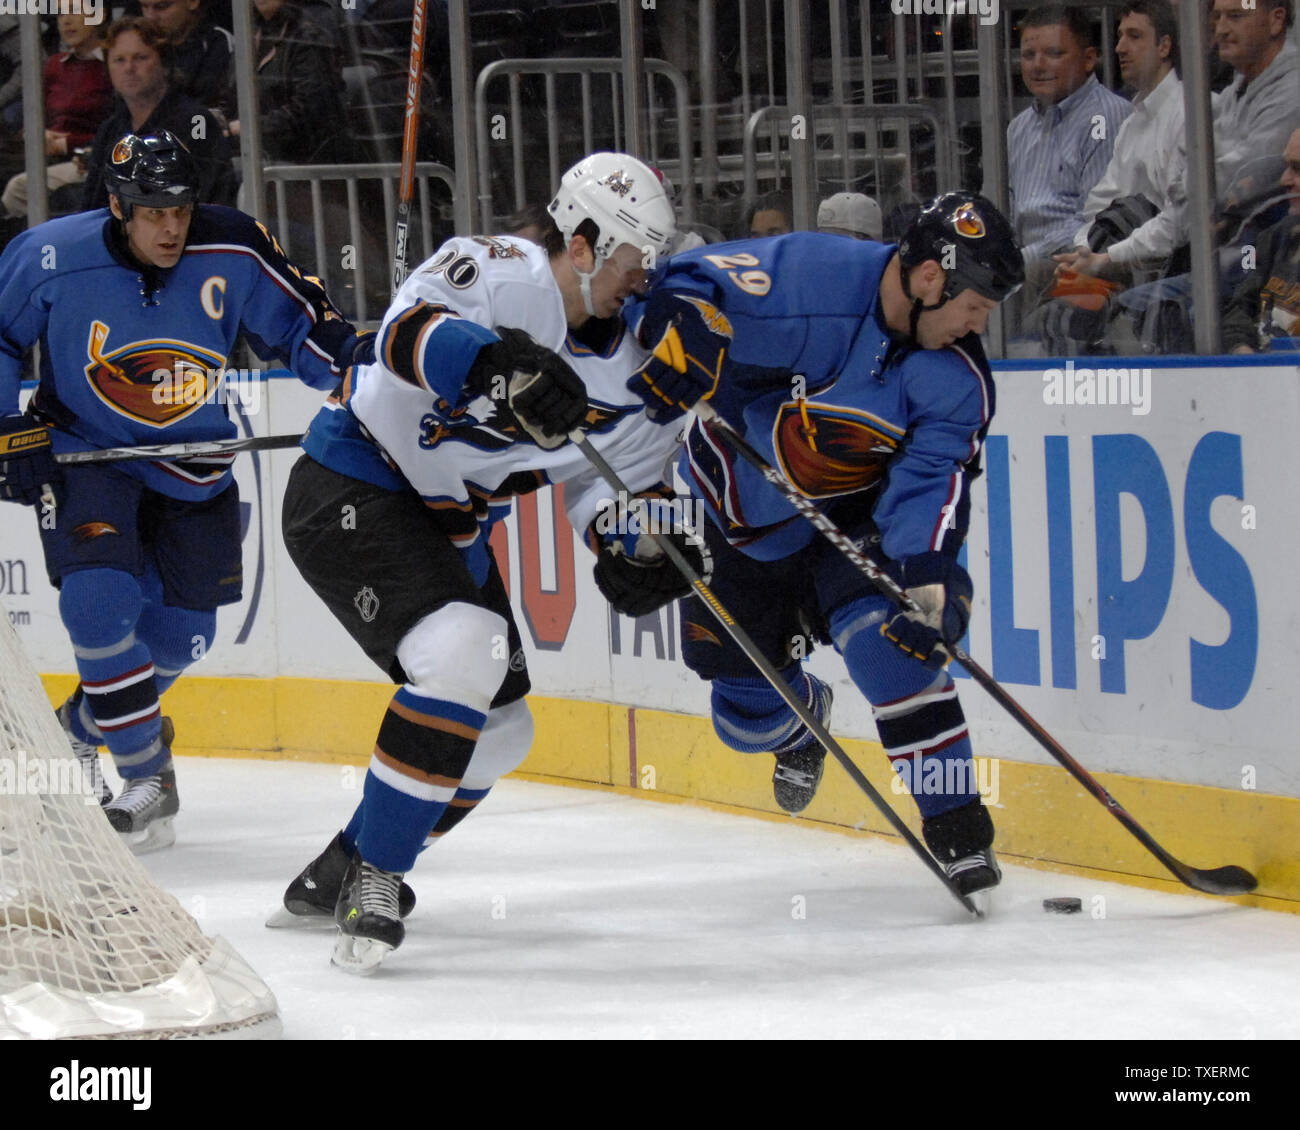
[590,492,710,617]
[879,552,972,670]
[0,414,58,506]
[471,328,589,449]
[626,291,733,424]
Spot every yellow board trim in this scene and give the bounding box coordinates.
[42,673,1299,912]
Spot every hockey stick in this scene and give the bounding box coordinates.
[692,402,1259,897]
[392,0,430,298]
[569,427,981,918]
[53,433,304,465]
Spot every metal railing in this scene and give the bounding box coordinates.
[742,102,955,216]
[473,56,694,233]
[260,161,456,326]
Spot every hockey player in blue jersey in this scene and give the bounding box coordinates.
[622,192,1025,896]
[0,130,364,852]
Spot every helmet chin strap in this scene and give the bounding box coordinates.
[899,262,949,342]
[577,265,600,319]
[573,245,608,319]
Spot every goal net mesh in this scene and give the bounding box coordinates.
[0,607,279,1039]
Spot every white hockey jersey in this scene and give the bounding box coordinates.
[302,235,681,584]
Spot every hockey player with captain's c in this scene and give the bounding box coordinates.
[622,192,1024,897]
[0,129,365,853]
[274,152,704,972]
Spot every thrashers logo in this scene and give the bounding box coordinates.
[83,322,226,428]
[774,402,899,498]
[952,202,986,239]
[73,522,120,541]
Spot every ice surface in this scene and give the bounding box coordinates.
[133,757,1300,1041]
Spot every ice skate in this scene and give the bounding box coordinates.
[104,763,178,855]
[922,798,1000,910]
[772,745,826,814]
[771,679,832,814]
[944,847,1001,895]
[57,694,111,806]
[331,854,406,975]
[266,831,416,928]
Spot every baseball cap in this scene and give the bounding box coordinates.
[817,192,883,240]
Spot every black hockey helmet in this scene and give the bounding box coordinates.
[104,130,199,215]
[898,191,1025,305]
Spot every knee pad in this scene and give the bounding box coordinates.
[832,595,940,705]
[137,603,216,683]
[461,699,534,790]
[396,602,510,713]
[58,568,142,650]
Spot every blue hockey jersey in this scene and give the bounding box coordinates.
[0,206,362,500]
[625,233,996,563]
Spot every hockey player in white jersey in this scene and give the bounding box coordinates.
[272,153,704,972]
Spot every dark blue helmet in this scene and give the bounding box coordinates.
[898,191,1024,303]
[105,130,199,213]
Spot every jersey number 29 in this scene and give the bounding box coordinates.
[704,252,771,297]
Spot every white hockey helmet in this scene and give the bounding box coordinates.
[548,152,676,267]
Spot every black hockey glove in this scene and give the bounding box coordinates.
[470,328,588,449]
[879,552,972,670]
[626,291,733,424]
[590,491,711,617]
[0,414,58,506]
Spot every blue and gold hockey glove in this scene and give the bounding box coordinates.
[626,291,733,424]
[880,552,972,670]
[589,488,711,617]
[0,414,58,506]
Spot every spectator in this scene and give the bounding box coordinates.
[1211,0,1300,202]
[0,15,22,131]
[139,0,233,116]
[747,189,794,238]
[80,18,234,210]
[1,14,112,219]
[228,0,355,164]
[1223,127,1300,352]
[1007,5,1132,286]
[817,192,883,240]
[1043,0,1188,352]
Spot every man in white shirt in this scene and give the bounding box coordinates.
[1053,0,1186,284]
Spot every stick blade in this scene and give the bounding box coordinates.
[1177,863,1258,896]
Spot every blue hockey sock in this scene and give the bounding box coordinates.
[834,595,980,820]
[59,568,168,778]
[353,687,486,873]
[711,667,828,755]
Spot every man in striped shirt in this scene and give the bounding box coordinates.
[1006,5,1132,317]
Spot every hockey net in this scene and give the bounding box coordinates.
[0,607,280,1039]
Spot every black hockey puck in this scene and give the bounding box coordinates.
[1042,897,1083,914]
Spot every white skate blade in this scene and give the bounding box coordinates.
[265,904,337,929]
[331,932,395,976]
[966,886,995,918]
[117,816,176,855]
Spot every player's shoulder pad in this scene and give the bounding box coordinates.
[900,330,994,420]
[0,210,113,277]
[184,204,278,257]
